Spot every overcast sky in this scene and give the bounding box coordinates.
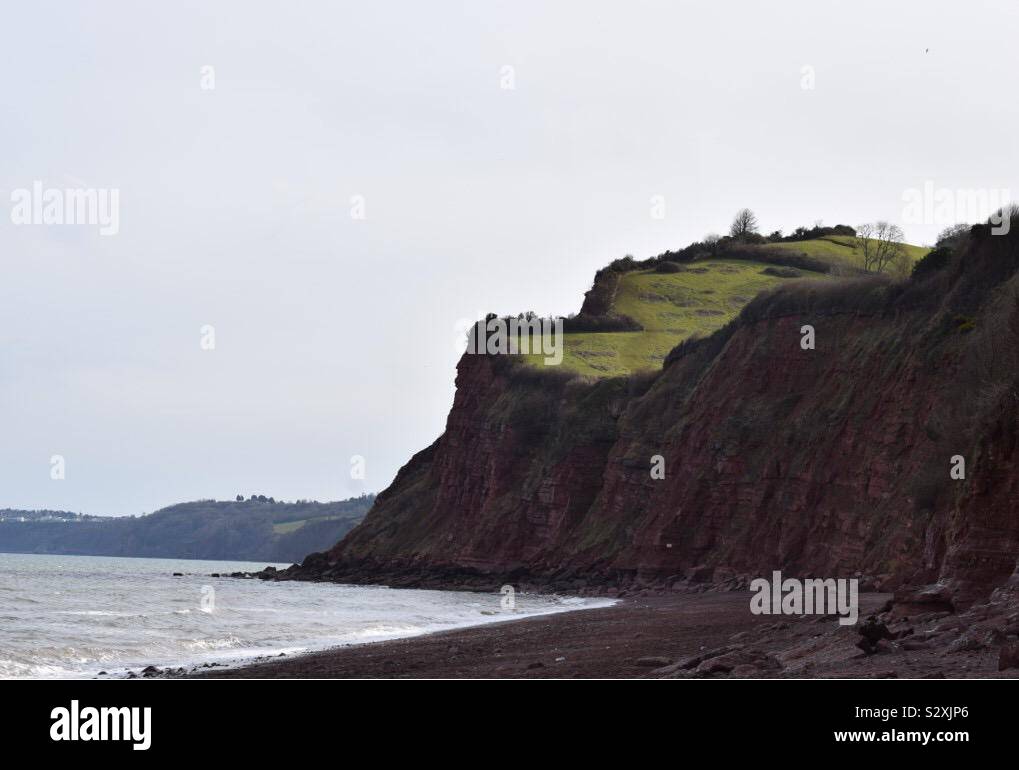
[1,0,1016,515]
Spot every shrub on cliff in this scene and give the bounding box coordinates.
[495,354,578,387]
[654,238,719,264]
[562,313,643,333]
[779,223,857,242]
[739,275,893,322]
[911,245,954,281]
[663,325,738,369]
[605,253,658,272]
[731,244,848,275]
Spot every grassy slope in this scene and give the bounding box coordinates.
[761,235,929,270]
[523,238,930,377]
[526,259,814,377]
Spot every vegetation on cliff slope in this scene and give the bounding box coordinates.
[527,259,820,376]
[760,235,929,272]
[522,222,930,377]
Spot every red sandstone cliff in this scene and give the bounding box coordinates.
[288,223,1019,608]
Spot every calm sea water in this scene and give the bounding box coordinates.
[0,553,613,678]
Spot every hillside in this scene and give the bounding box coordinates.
[0,495,374,563]
[524,237,929,377]
[271,217,1019,613]
[761,235,929,271]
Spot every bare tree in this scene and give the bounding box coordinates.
[729,208,759,240]
[856,220,907,273]
[856,222,874,267]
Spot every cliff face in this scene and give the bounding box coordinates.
[294,225,1019,606]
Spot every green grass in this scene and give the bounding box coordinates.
[761,236,929,270]
[613,260,800,331]
[522,238,930,377]
[524,259,822,377]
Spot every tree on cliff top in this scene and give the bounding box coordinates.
[729,208,759,241]
[856,221,908,274]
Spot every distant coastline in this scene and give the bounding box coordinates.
[0,494,373,564]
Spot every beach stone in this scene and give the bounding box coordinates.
[696,648,780,674]
[856,617,894,654]
[946,632,984,654]
[634,656,672,667]
[998,642,1019,671]
[659,644,743,674]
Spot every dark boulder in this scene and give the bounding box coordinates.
[856,617,894,655]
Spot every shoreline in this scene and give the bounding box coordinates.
[177,590,1019,679]
[106,590,617,680]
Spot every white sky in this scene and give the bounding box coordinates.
[2,0,1016,515]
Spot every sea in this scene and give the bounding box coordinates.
[0,552,614,678]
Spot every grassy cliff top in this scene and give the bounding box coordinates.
[523,237,930,377]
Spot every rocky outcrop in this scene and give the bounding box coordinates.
[282,223,1019,607]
